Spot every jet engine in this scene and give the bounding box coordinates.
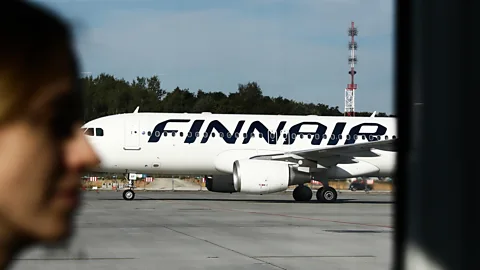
[205,175,237,193]
[232,159,311,194]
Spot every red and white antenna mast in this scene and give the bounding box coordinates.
[345,21,357,116]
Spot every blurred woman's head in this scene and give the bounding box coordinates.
[0,1,100,256]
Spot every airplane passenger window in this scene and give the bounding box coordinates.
[163,132,168,136]
[362,135,366,140]
[187,132,192,137]
[369,135,373,140]
[259,133,263,138]
[219,132,224,137]
[234,132,239,138]
[331,134,335,140]
[251,133,255,138]
[315,134,320,139]
[243,133,247,138]
[307,134,311,139]
[300,134,304,139]
[203,132,208,138]
[227,132,231,138]
[392,135,397,139]
[385,135,389,139]
[195,132,199,137]
[172,132,176,137]
[180,132,183,137]
[283,134,287,138]
[338,134,342,139]
[95,128,104,136]
[148,131,151,136]
[155,131,161,137]
[354,135,358,140]
[323,134,327,139]
[270,133,275,139]
[212,133,216,137]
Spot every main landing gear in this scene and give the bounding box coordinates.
[292,184,338,203]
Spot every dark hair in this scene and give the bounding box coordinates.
[0,1,82,125]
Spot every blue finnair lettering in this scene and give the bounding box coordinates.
[328,122,346,145]
[242,121,286,144]
[344,123,387,145]
[200,120,245,144]
[184,120,204,144]
[148,119,190,142]
[148,119,388,145]
[285,122,327,145]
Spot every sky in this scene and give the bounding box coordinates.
[33,0,395,114]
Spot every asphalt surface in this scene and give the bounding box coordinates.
[12,191,394,270]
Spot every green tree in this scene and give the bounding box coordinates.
[79,73,393,122]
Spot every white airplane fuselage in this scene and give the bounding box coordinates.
[83,112,396,175]
[82,112,396,201]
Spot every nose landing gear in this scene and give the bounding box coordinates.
[122,173,136,201]
[123,189,135,200]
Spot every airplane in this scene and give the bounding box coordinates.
[81,108,397,203]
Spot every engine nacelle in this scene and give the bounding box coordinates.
[205,175,237,193]
[232,159,310,194]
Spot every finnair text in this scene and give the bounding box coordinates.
[147,119,387,145]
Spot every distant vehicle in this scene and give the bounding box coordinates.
[349,180,373,191]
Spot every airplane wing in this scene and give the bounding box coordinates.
[251,139,397,167]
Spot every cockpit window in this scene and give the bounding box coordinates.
[82,128,94,136]
[96,128,104,136]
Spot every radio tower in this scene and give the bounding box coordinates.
[345,21,357,116]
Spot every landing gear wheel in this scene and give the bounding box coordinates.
[292,185,312,202]
[316,186,337,203]
[123,189,135,201]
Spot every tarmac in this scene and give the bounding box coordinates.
[12,191,394,270]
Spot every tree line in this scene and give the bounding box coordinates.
[81,73,394,122]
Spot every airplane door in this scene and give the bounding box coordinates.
[124,115,141,150]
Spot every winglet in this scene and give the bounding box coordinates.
[370,111,377,117]
[133,106,139,113]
